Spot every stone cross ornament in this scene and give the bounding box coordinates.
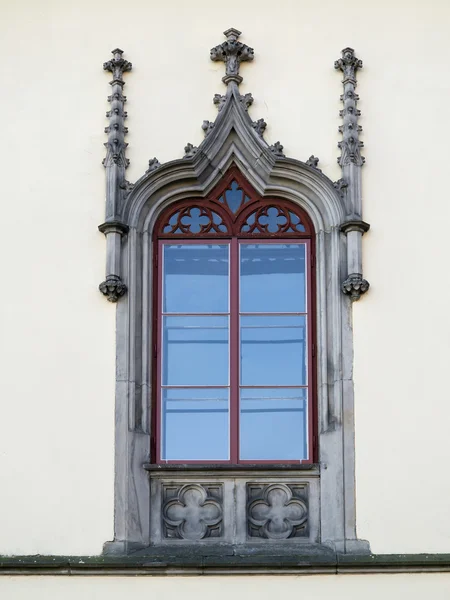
[210,28,254,85]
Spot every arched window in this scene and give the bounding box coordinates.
[153,169,316,464]
[100,37,371,554]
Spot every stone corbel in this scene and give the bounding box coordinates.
[98,221,129,302]
[99,49,132,302]
[335,48,370,301]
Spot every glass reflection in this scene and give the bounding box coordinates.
[163,316,229,386]
[239,388,307,460]
[163,244,229,313]
[240,315,307,386]
[162,388,229,460]
[240,244,306,313]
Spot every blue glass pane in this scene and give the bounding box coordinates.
[240,388,307,460]
[163,316,229,386]
[240,316,307,386]
[162,388,229,460]
[163,245,229,313]
[240,244,306,313]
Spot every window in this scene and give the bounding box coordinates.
[102,34,370,553]
[153,171,316,464]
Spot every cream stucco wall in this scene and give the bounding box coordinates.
[2,575,450,599]
[1,0,450,556]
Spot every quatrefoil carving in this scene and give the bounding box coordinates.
[163,484,223,540]
[248,484,308,539]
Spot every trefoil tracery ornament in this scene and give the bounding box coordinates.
[156,170,312,239]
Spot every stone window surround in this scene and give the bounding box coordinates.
[99,32,370,556]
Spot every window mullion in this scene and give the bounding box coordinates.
[229,238,239,463]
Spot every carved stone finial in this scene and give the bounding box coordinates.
[183,143,198,158]
[103,48,132,78]
[202,120,215,137]
[146,157,161,173]
[239,93,254,111]
[306,155,321,171]
[269,141,285,158]
[335,48,364,167]
[99,275,127,303]
[342,273,369,301]
[213,93,227,112]
[333,178,348,198]
[210,28,254,85]
[252,118,267,137]
[334,47,362,83]
[119,179,135,199]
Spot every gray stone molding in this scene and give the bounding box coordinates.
[100,49,132,302]
[101,33,370,555]
[4,553,450,575]
[335,47,370,302]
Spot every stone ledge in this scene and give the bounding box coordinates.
[2,552,450,575]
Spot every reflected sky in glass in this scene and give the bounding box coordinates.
[240,315,307,386]
[240,244,306,313]
[160,241,309,462]
[162,316,229,386]
[163,244,229,313]
[240,388,307,460]
[162,388,229,460]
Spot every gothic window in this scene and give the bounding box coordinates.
[153,171,316,464]
[100,36,371,554]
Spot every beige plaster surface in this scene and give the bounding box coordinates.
[2,575,450,599]
[1,0,450,555]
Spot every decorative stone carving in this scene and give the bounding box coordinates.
[162,483,223,540]
[252,118,267,137]
[247,483,309,539]
[306,155,321,171]
[210,28,254,85]
[333,178,348,198]
[119,179,134,200]
[99,49,131,303]
[183,142,198,158]
[202,120,215,136]
[269,141,285,158]
[146,157,161,173]
[103,49,132,169]
[99,275,127,303]
[213,93,226,112]
[335,47,369,302]
[335,48,364,167]
[239,92,254,111]
[341,273,370,301]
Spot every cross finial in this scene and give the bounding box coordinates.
[210,28,254,86]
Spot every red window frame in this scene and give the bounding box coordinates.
[152,168,317,465]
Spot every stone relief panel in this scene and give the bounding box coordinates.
[247,483,309,540]
[162,483,223,541]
